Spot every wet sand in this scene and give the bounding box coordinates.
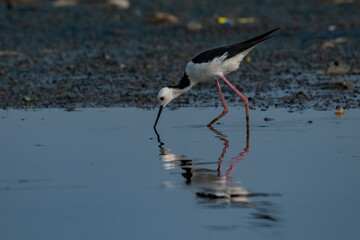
[0,0,359,110]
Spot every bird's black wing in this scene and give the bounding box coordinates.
[169,72,190,89]
[191,27,280,64]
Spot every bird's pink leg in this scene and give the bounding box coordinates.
[207,79,229,127]
[220,75,250,129]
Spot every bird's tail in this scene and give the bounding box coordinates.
[235,27,280,51]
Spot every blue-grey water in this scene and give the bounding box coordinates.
[1,108,359,239]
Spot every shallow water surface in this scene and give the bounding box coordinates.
[1,108,360,239]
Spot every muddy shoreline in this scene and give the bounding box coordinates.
[0,0,359,111]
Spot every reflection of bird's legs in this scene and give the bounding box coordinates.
[217,136,229,176]
[225,148,248,177]
[225,128,250,177]
[207,126,229,176]
[208,124,250,177]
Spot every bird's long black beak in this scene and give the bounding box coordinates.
[153,105,164,129]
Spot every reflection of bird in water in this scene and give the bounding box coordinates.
[196,126,251,204]
[154,127,280,225]
[155,127,265,205]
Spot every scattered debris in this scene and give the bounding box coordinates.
[320,37,347,50]
[217,17,234,27]
[52,0,78,7]
[317,61,354,75]
[315,81,354,90]
[106,0,130,10]
[186,21,202,31]
[218,17,255,26]
[1,1,359,110]
[238,17,255,24]
[0,51,24,57]
[149,12,179,25]
[328,0,357,4]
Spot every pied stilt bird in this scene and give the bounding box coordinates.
[154,27,280,129]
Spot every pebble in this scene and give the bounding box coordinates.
[186,21,202,31]
[106,0,130,9]
[264,117,274,121]
[295,91,309,101]
[150,12,179,24]
[335,108,344,115]
[53,0,78,7]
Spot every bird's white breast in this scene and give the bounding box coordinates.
[186,48,254,84]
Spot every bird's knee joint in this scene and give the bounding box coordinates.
[244,99,249,106]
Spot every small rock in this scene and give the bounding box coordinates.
[238,17,256,24]
[352,69,360,74]
[335,108,344,115]
[118,63,126,71]
[23,97,31,102]
[52,0,78,7]
[149,12,179,25]
[317,61,350,75]
[320,37,347,50]
[321,81,354,90]
[328,25,336,31]
[295,91,309,101]
[327,61,350,74]
[264,117,274,121]
[308,120,313,124]
[66,93,76,100]
[186,21,202,31]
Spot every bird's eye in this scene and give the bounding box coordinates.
[160,97,164,101]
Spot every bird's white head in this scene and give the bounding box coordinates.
[154,74,192,128]
[154,87,180,129]
[157,87,177,107]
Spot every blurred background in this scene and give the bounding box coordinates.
[1,0,359,110]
